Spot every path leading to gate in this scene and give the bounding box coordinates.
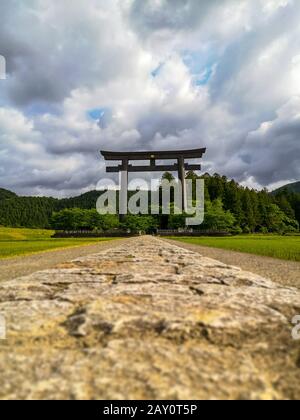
[1,236,298,290]
[0,236,299,400]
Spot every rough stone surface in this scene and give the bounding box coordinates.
[0,236,299,400]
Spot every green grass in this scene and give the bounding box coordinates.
[169,235,300,262]
[0,227,116,259]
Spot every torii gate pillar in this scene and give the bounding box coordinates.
[100,148,206,218]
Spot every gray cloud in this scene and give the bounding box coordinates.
[137,110,199,146]
[0,1,139,108]
[0,0,299,197]
[128,0,225,35]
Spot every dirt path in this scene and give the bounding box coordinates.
[164,239,300,289]
[0,238,134,282]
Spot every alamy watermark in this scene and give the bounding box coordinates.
[292,315,300,340]
[0,314,6,340]
[96,176,205,226]
[0,55,6,80]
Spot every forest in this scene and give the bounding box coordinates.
[0,173,299,234]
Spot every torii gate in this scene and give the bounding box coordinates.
[100,148,206,215]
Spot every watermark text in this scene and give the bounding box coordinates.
[96,177,205,226]
[0,55,6,80]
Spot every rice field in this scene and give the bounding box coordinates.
[0,227,115,259]
[169,235,300,262]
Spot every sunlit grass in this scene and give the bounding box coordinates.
[0,227,116,259]
[169,235,300,262]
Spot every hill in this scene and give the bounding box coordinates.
[273,181,300,194]
[0,188,17,201]
[0,174,299,232]
[58,190,100,210]
[0,190,103,228]
[0,196,58,228]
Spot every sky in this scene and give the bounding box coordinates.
[0,0,299,197]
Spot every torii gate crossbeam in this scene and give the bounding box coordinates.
[100,148,206,216]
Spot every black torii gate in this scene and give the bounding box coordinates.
[100,148,206,215]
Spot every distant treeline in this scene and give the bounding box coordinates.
[0,173,299,234]
[201,173,299,234]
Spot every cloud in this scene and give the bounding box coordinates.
[0,107,101,197]
[0,0,299,197]
[0,0,144,107]
[128,0,225,34]
[231,97,300,185]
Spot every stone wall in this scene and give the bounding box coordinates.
[0,237,299,399]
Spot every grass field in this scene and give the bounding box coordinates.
[0,227,116,259]
[169,235,300,262]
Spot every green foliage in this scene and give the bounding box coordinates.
[121,215,158,233]
[264,204,299,233]
[274,189,300,226]
[161,172,175,182]
[57,191,102,210]
[223,180,243,225]
[0,188,17,201]
[168,213,187,229]
[201,199,236,231]
[0,196,57,228]
[203,173,299,233]
[50,209,119,231]
[0,174,299,234]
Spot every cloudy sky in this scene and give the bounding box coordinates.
[0,0,299,197]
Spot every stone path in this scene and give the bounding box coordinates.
[0,236,299,400]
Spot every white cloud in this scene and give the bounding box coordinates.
[262,0,291,16]
[0,0,299,196]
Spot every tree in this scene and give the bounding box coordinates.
[264,204,299,233]
[290,193,300,225]
[168,213,187,229]
[121,215,158,233]
[50,209,119,231]
[0,174,299,234]
[223,180,243,226]
[241,188,256,232]
[256,189,274,231]
[206,173,225,201]
[201,199,236,232]
[275,193,295,219]
[161,172,175,182]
